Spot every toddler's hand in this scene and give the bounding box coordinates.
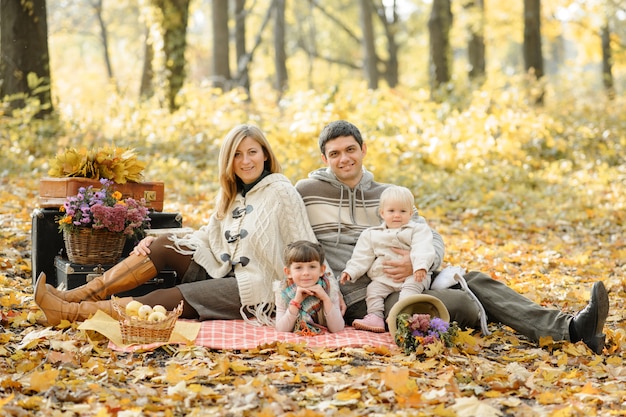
[340,272,351,284]
[414,269,426,282]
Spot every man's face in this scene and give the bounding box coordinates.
[321,135,367,188]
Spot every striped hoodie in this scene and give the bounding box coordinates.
[295,167,444,307]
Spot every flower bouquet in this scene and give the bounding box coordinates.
[394,313,459,355]
[58,179,151,264]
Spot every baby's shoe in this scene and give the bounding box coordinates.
[352,314,386,333]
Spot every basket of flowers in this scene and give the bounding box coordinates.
[386,294,459,355]
[57,179,151,265]
[112,298,183,344]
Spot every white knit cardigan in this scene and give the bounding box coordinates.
[170,173,319,324]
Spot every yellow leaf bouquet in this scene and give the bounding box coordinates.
[48,146,146,184]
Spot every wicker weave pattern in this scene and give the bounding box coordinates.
[112,298,183,344]
[63,228,125,265]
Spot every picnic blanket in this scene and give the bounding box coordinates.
[192,320,397,350]
[78,311,398,352]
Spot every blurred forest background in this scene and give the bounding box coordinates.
[0,0,625,227]
[1,2,625,414]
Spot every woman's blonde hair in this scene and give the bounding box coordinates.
[215,124,282,219]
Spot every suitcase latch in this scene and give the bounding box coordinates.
[86,265,106,282]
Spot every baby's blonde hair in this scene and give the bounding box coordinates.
[379,185,415,213]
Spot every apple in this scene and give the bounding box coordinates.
[148,311,166,322]
[125,300,143,317]
[152,305,167,315]
[138,304,153,320]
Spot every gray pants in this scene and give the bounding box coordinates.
[344,270,573,342]
[464,271,572,342]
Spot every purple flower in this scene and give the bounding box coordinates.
[57,181,150,239]
[430,317,449,333]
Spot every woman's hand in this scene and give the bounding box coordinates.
[131,235,156,256]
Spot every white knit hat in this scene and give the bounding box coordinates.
[386,294,450,339]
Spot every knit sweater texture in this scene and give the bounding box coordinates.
[171,173,318,322]
[295,167,444,307]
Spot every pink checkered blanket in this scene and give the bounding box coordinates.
[110,320,398,352]
[195,320,397,350]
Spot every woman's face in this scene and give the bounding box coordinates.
[233,137,267,184]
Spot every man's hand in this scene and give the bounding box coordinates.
[383,247,413,282]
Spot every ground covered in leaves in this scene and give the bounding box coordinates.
[0,172,624,417]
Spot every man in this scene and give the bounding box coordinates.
[295,120,609,354]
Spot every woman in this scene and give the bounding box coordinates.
[35,124,321,326]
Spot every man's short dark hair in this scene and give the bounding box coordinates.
[318,120,363,155]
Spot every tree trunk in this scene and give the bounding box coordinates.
[428,0,453,93]
[212,0,231,91]
[149,0,190,111]
[523,0,544,104]
[305,1,316,90]
[0,0,53,116]
[465,0,485,82]
[359,0,378,89]
[92,0,118,92]
[234,0,250,96]
[601,22,615,100]
[273,0,288,94]
[139,26,155,99]
[234,0,276,98]
[376,0,399,88]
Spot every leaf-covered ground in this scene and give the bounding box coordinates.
[1,172,624,417]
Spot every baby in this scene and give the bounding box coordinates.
[341,186,436,332]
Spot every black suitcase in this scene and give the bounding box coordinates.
[31,208,183,287]
[54,256,178,298]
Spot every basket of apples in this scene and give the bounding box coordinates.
[112,297,183,344]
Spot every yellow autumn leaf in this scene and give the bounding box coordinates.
[580,382,600,395]
[229,360,254,373]
[0,393,14,409]
[550,405,574,417]
[483,390,503,398]
[562,342,589,356]
[453,328,481,352]
[28,369,59,392]
[606,356,622,366]
[380,366,410,391]
[319,357,351,366]
[165,364,197,384]
[538,335,555,348]
[536,391,561,405]
[335,389,361,401]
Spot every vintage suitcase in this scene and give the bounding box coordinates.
[31,209,183,287]
[54,256,178,297]
[38,177,165,211]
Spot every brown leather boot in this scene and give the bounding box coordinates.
[46,254,157,302]
[34,272,133,326]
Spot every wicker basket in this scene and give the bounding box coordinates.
[112,298,183,344]
[63,228,126,265]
